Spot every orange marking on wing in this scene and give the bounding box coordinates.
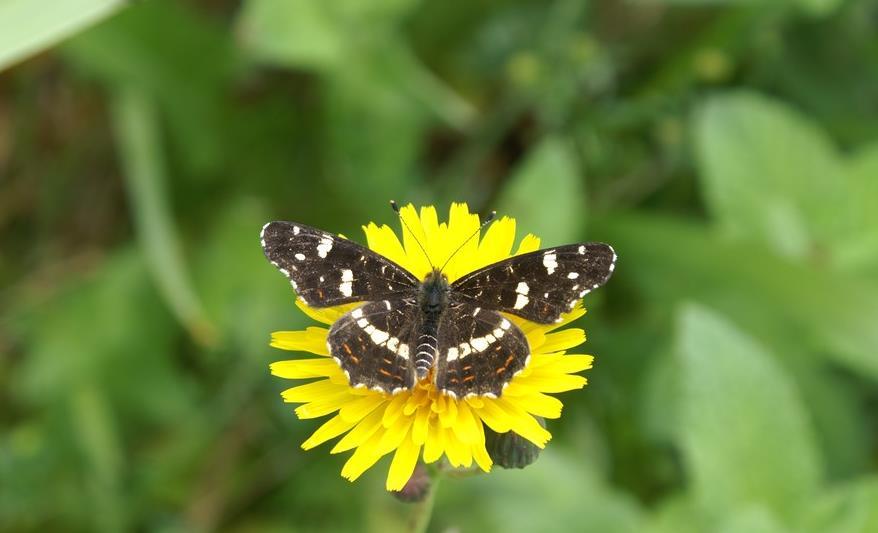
[379,369,392,377]
[463,375,475,382]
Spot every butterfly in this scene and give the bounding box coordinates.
[261,207,616,399]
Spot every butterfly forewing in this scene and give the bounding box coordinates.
[434,303,530,398]
[261,221,419,307]
[450,243,616,324]
[328,299,420,393]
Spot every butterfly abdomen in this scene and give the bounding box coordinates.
[414,270,449,380]
[414,320,439,380]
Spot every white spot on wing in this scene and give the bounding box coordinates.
[447,347,459,361]
[567,272,579,279]
[578,245,586,254]
[398,344,410,360]
[317,237,333,258]
[370,329,389,345]
[516,281,529,295]
[500,319,511,330]
[471,337,489,352]
[295,253,306,261]
[293,225,300,235]
[543,252,558,274]
[352,308,363,319]
[340,268,354,297]
[514,294,529,310]
[459,343,472,358]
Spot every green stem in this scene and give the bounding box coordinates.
[408,475,440,533]
[111,85,217,348]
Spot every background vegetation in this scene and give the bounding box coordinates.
[2,0,877,531]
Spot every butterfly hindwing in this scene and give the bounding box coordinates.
[261,221,419,307]
[328,299,419,393]
[434,303,530,398]
[450,243,616,324]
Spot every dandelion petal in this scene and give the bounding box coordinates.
[386,430,421,491]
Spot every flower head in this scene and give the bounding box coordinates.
[269,203,595,490]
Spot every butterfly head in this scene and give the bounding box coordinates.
[418,269,449,314]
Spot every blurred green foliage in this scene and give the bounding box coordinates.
[1,0,877,531]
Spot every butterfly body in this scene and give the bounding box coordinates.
[261,219,616,399]
[414,270,449,380]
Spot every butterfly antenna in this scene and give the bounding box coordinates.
[390,200,435,269]
[437,209,496,274]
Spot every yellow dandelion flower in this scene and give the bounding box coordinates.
[268,203,600,491]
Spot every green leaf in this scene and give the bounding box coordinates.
[0,0,124,72]
[676,304,821,520]
[494,137,586,244]
[236,0,345,70]
[640,0,841,16]
[322,66,427,209]
[63,0,235,175]
[236,0,416,72]
[11,250,190,420]
[694,91,847,260]
[795,0,844,17]
[596,212,878,381]
[799,477,878,533]
[716,506,789,533]
[647,494,712,533]
[835,144,878,274]
[434,449,645,533]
